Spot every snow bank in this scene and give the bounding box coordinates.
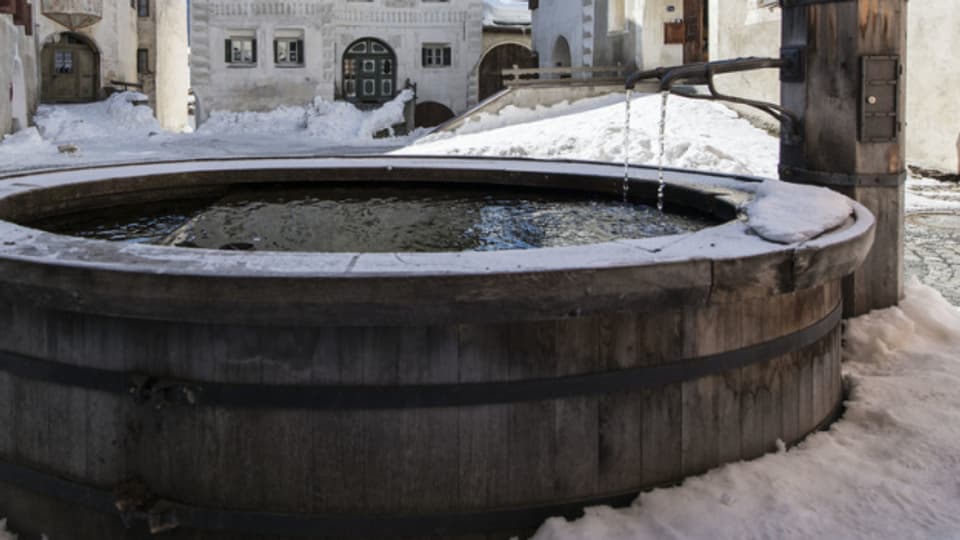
[746,180,854,244]
[0,127,60,169]
[0,520,14,540]
[427,94,626,139]
[34,92,162,142]
[198,90,415,144]
[396,93,780,178]
[532,278,960,540]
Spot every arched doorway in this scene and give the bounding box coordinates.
[478,43,537,101]
[41,33,99,103]
[414,102,455,128]
[342,38,397,108]
[551,36,572,70]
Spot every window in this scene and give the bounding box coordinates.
[138,0,149,17]
[274,30,304,67]
[608,0,626,33]
[225,31,257,65]
[137,48,149,74]
[54,50,73,73]
[422,44,452,67]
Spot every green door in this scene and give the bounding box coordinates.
[343,38,396,107]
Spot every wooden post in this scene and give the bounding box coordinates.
[779,0,907,317]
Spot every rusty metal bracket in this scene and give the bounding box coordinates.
[625,56,804,144]
[129,375,202,409]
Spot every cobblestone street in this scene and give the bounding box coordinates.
[906,178,960,305]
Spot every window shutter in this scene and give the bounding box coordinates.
[273,40,279,63]
[0,0,15,15]
[23,1,31,35]
[297,40,304,64]
[12,0,26,26]
[443,47,451,66]
[225,39,232,63]
[251,39,257,63]
[422,47,428,67]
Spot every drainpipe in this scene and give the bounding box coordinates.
[778,0,908,317]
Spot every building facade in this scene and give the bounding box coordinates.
[475,0,534,105]
[1,0,40,136]
[530,0,699,74]
[36,0,188,131]
[37,0,139,104]
[189,0,484,125]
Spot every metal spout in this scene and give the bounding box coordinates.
[625,56,803,143]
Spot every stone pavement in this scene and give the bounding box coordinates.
[905,179,960,306]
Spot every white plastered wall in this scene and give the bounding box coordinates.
[1,6,39,136]
[637,0,683,69]
[706,0,780,131]
[906,2,960,174]
[531,1,582,69]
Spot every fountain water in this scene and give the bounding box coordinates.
[622,89,632,202]
[657,91,669,212]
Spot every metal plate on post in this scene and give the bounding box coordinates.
[859,56,901,143]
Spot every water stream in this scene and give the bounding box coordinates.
[622,89,632,202]
[657,91,669,213]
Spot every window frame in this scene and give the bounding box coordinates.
[274,36,305,68]
[137,48,150,74]
[225,32,258,67]
[422,44,452,68]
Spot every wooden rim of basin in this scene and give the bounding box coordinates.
[0,156,876,325]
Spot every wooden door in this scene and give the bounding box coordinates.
[479,44,537,102]
[41,37,98,103]
[683,0,707,64]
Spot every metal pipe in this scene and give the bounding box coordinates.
[624,56,802,142]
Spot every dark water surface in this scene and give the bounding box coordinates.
[31,185,719,252]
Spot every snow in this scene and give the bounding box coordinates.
[747,179,854,244]
[0,127,59,166]
[35,91,162,142]
[0,92,417,173]
[532,278,960,540]
[0,520,14,540]
[396,93,780,178]
[199,89,417,144]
